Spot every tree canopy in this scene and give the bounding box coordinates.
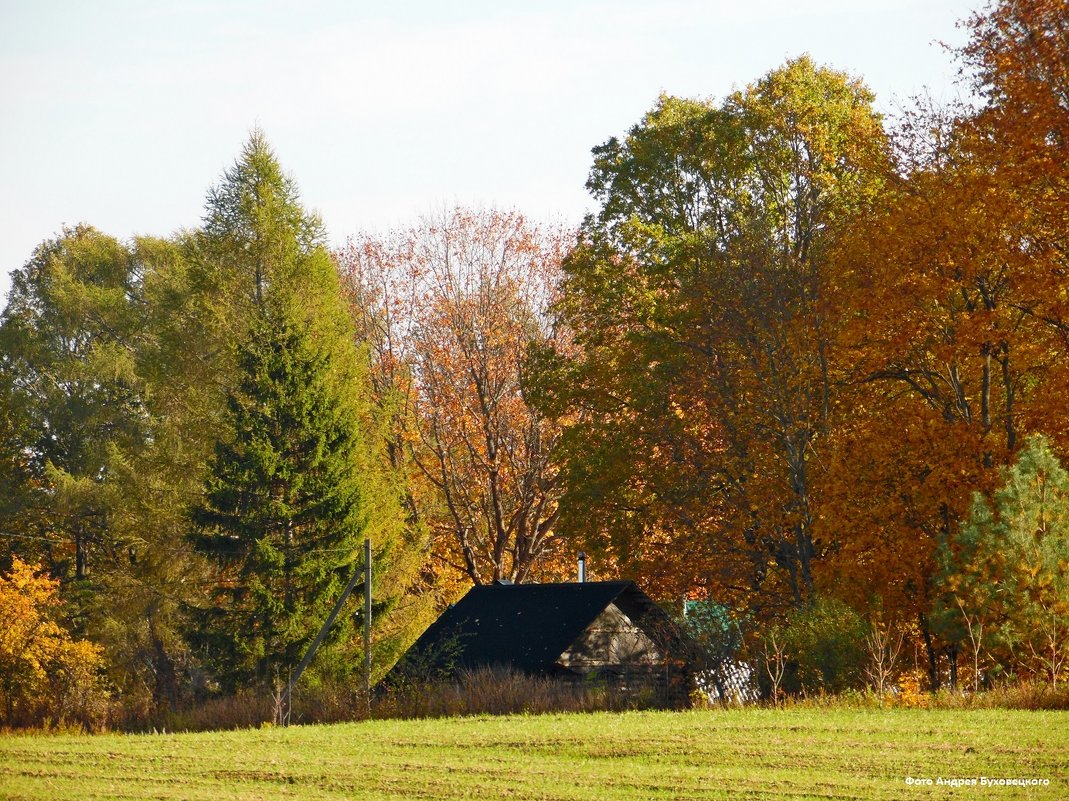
[3,0,1069,726]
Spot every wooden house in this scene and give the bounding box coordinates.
[389,580,699,705]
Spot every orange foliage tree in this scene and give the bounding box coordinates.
[821,122,1040,670]
[962,0,1069,412]
[820,0,1069,687]
[338,209,574,587]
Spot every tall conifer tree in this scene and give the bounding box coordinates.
[191,300,369,688]
[188,133,410,690]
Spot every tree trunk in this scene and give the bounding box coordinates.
[75,527,86,580]
[920,613,940,692]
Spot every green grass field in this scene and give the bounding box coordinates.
[1,708,1066,800]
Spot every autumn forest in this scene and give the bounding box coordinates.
[2,0,1069,728]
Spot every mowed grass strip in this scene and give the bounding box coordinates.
[0,708,1066,800]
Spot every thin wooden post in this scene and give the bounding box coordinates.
[364,537,372,709]
[282,546,366,724]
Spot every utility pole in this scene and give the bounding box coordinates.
[364,537,372,712]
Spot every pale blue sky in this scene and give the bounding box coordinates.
[0,0,978,300]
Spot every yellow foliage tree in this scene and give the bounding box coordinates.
[0,557,106,729]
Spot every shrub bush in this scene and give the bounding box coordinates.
[781,597,867,696]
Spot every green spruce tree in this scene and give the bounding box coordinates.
[190,298,369,688]
[187,132,413,692]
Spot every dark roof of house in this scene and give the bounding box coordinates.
[392,580,681,678]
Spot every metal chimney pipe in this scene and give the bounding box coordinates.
[578,551,587,583]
